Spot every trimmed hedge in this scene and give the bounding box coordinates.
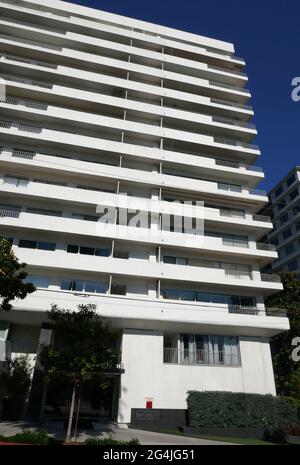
[187,391,298,428]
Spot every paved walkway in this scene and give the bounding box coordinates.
[0,421,233,445]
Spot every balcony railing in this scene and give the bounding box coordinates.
[211,97,253,112]
[228,305,259,315]
[0,208,20,218]
[1,53,58,69]
[0,73,53,89]
[225,270,252,280]
[252,214,272,223]
[208,64,247,77]
[249,187,267,196]
[209,80,250,94]
[163,348,240,366]
[5,96,48,111]
[214,136,259,151]
[266,308,287,318]
[256,243,277,252]
[261,273,282,283]
[219,209,245,219]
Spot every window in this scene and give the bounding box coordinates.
[290,189,299,201]
[279,213,288,224]
[288,260,298,271]
[163,256,188,265]
[67,244,110,256]
[277,200,286,210]
[283,228,292,240]
[24,276,50,288]
[19,240,56,251]
[111,284,127,295]
[72,213,98,222]
[161,289,255,307]
[287,174,296,187]
[114,251,129,260]
[67,245,79,254]
[61,279,108,294]
[285,244,295,256]
[275,185,283,197]
[222,233,248,248]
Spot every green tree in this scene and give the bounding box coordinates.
[0,238,35,312]
[39,303,120,442]
[266,272,300,399]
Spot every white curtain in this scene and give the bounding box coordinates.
[224,336,239,365]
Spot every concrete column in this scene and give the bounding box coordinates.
[26,323,53,422]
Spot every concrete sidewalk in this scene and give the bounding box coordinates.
[0,421,233,445]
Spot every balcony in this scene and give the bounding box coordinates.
[163,348,240,366]
[214,136,259,152]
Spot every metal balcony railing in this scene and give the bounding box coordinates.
[261,273,282,283]
[0,120,42,133]
[225,270,252,280]
[215,158,239,168]
[5,96,48,111]
[0,73,53,89]
[228,305,259,315]
[256,243,277,252]
[211,97,253,112]
[266,308,287,318]
[12,149,35,159]
[252,214,272,223]
[163,348,240,366]
[212,114,256,129]
[0,208,20,218]
[1,53,58,69]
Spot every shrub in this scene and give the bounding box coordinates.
[187,391,298,429]
[85,436,140,445]
[287,422,300,436]
[0,430,51,444]
[263,428,287,444]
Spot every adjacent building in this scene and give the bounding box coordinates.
[0,0,289,424]
[262,167,300,278]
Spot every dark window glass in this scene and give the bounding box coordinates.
[61,279,72,290]
[111,285,127,295]
[19,240,37,249]
[163,256,177,264]
[275,186,283,197]
[196,292,211,303]
[37,242,56,251]
[80,246,94,255]
[95,248,110,257]
[283,228,292,239]
[211,294,226,304]
[162,289,180,300]
[288,260,298,271]
[285,244,295,255]
[287,174,296,187]
[240,297,255,307]
[180,291,196,301]
[290,189,298,201]
[74,281,84,292]
[277,201,286,210]
[114,251,129,259]
[67,245,79,254]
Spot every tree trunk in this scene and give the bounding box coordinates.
[66,385,76,442]
[73,397,81,443]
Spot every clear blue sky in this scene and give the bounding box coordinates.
[66,0,300,191]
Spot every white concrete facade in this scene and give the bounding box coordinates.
[0,0,288,423]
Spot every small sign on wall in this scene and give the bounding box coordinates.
[145,398,153,409]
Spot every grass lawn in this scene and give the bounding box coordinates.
[154,428,278,445]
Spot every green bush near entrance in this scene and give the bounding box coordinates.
[187,391,298,428]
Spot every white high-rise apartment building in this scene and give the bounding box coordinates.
[0,0,289,424]
[262,167,300,278]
